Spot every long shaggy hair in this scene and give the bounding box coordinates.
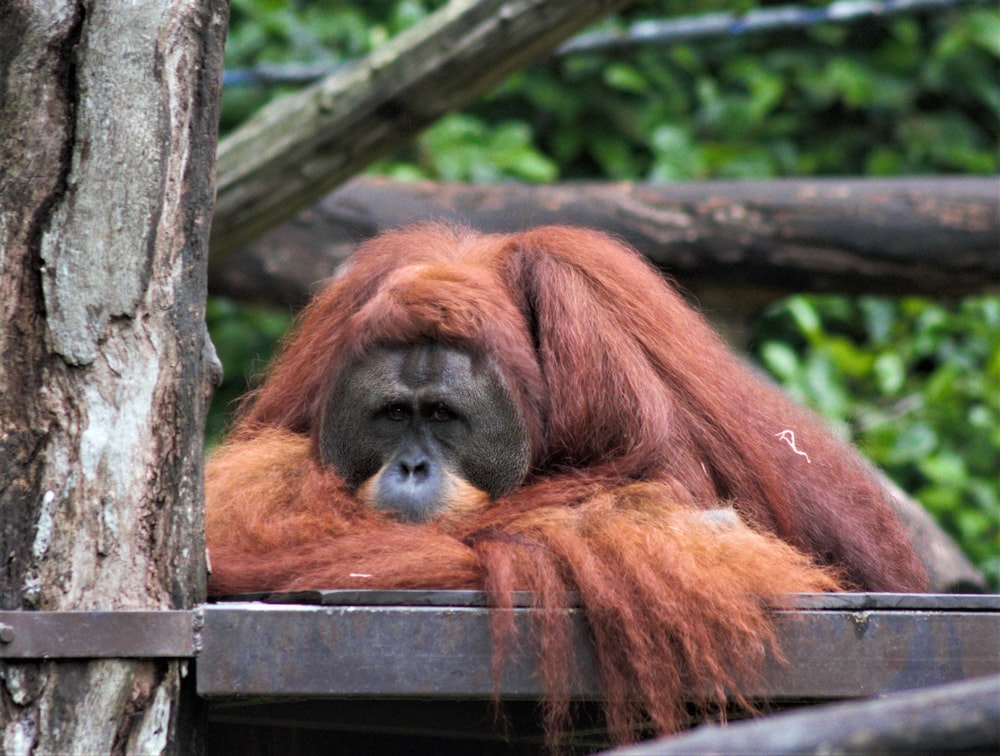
[206,224,925,745]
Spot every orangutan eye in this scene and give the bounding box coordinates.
[428,402,456,422]
[384,403,410,421]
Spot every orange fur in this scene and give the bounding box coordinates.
[206,225,926,746]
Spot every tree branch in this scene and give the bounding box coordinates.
[210,0,631,261]
[210,175,1000,309]
[611,674,1000,755]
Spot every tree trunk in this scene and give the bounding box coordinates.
[0,1,227,753]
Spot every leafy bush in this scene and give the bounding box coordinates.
[205,297,291,443]
[754,296,1000,587]
[476,6,999,180]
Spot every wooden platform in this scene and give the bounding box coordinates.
[196,591,999,700]
[198,591,998,751]
[3,591,997,752]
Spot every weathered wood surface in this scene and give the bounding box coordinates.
[195,592,998,751]
[611,674,1000,755]
[2,594,994,751]
[196,592,1000,700]
[211,0,631,261]
[0,0,227,752]
[210,175,1000,309]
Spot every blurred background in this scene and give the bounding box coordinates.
[208,0,999,586]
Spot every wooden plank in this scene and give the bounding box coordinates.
[196,592,1000,700]
[613,674,1000,756]
[224,589,1000,611]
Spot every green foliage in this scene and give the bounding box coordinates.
[212,0,1000,582]
[221,0,446,132]
[476,7,999,180]
[372,114,558,183]
[754,296,1000,587]
[221,2,999,180]
[205,297,292,443]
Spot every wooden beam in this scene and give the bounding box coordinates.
[210,175,1000,308]
[614,674,1000,755]
[196,592,1000,700]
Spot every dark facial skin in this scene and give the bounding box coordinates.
[319,343,532,522]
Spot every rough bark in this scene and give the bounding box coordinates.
[210,175,1000,310]
[210,0,632,261]
[0,0,227,753]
